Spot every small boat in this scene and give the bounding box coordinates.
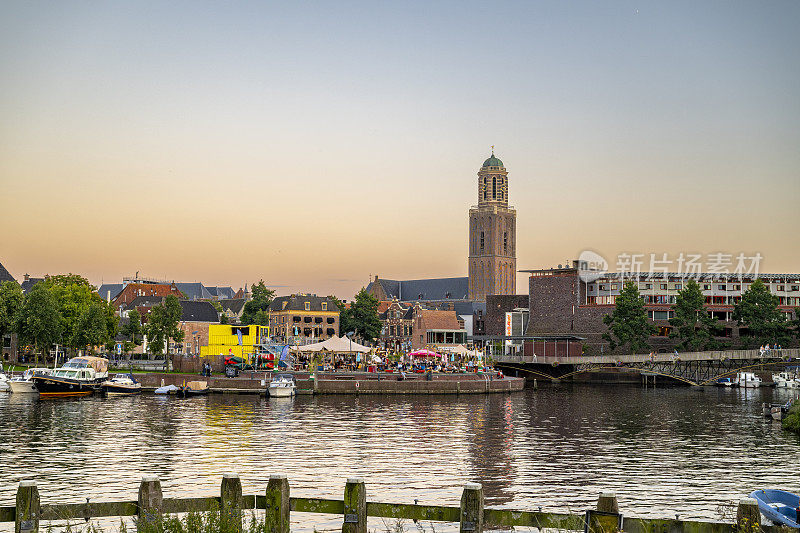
[737,372,762,388]
[773,372,800,389]
[8,368,51,393]
[101,373,142,396]
[268,374,297,397]
[0,372,9,392]
[154,384,180,395]
[31,356,109,398]
[749,489,800,528]
[177,380,209,398]
[716,377,735,387]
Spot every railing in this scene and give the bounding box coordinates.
[495,348,800,365]
[0,474,781,533]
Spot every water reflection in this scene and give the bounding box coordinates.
[0,384,798,530]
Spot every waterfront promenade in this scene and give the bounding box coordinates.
[135,371,525,395]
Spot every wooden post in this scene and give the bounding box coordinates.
[596,492,619,514]
[342,478,366,533]
[265,474,290,533]
[221,473,243,532]
[137,475,163,528]
[460,482,484,533]
[736,498,760,532]
[15,480,40,533]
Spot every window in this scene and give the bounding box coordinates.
[599,285,606,291]
[778,285,785,291]
[792,285,799,291]
[644,283,652,290]
[480,231,485,252]
[327,317,335,324]
[321,302,327,311]
[674,284,682,290]
[304,301,310,311]
[389,326,395,336]
[718,285,725,291]
[503,232,508,253]
[732,284,741,291]
[660,284,668,290]
[610,284,617,290]
[703,284,711,290]
[282,301,288,310]
[492,176,497,199]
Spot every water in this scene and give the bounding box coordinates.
[1,385,798,531]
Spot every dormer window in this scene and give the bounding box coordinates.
[304,301,311,311]
[321,302,327,311]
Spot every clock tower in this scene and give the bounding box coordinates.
[468,151,516,301]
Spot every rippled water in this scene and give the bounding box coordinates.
[1,384,798,531]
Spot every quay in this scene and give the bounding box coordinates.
[134,371,525,395]
[1,474,777,533]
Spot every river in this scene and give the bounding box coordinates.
[1,384,798,531]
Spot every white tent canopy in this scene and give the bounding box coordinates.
[438,344,481,357]
[291,336,371,353]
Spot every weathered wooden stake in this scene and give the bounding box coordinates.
[265,474,290,533]
[15,480,40,533]
[137,475,163,529]
[459,482,484,533]
[221,473,243,532]
[342,478,366,533]
[596,492,619,514]
[736,498,760,532]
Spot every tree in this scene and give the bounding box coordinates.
[143,295,185,356]
[44,274,110,353]
[0,281,24,342]
[669,279,720,351]
[211,301,229,325]
[17,282,63,362]
[792,307,800,341]
[602,281,655,353]
[121,308,143,351]
[733,279,790,347]
[241,280,275,325]
[340,288,381,342]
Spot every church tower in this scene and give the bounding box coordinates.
[468,151,517,301]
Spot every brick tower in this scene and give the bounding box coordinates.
[468,151,517,301]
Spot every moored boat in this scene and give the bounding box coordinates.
[8,368,51,393]
[773,372,800,389]
[736,372,762,388]
[749,489,800,528]
[101,373,142,396]
[31,356,109,398]
[177,380,209,398]
[0,372,9,392]
[268,374,296,397]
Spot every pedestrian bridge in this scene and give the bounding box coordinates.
[494,348,800,386]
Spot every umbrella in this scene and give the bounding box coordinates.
[408,349,439,358]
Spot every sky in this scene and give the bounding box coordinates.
[1,1,799,299]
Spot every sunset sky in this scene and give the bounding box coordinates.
[1,1,799,299]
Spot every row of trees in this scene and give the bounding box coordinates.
[603,279,800,353]
[0,275,187,360]
[0,275,118,360]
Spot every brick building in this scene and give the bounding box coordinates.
[522,261,800,354]
[112,283,183,310]
[268,294,339,344]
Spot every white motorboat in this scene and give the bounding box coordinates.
[8,368,51,393]
[736,372,762,388]
[100,373,142,396]
[268,374,296,397]
[773,371,799,389]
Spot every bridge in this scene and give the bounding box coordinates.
[494,348,800,386]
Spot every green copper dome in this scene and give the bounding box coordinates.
[482,153,504,168]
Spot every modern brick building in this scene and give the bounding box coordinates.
[522,261,800,354]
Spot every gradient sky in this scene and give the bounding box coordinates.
[1,1,798,299]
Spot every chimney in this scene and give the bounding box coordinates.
[24,273,29,281]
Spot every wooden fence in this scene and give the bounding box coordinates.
[0,474,781,533]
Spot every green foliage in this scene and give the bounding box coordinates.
[210,301,229,325]
[0,280,24,339]
[121,308,144,352]
[602,281,655,353]
[339,288,381,341]
[782,400,800,434]
[241,280,275,326]
[669,279,720,351]
[17,282,63,358]
[144,295,184,356]
[733,279,790,347]
[42,274,117,352]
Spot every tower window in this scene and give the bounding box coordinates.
[492,176,497,199]
[480,231,484,252]
[504,232,508,253]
